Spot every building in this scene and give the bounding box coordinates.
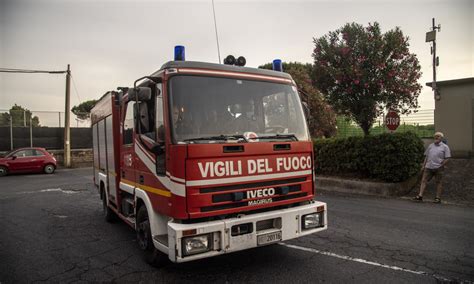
[427,77,474,157]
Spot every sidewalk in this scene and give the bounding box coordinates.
[413,158,474,206]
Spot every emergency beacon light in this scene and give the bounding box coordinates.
[174,45,185,61]
[272,59,283,72]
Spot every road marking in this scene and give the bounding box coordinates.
[39,188,81,194]
[14,188,81,195]
[280,243,453,282]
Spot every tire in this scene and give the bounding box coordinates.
[136,205,169,267]
[101,189,116,223]
[0,166,7,177]
[43,164,55,174]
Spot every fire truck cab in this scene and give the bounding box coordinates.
[91,48,327,266]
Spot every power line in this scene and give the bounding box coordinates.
[0,68,66,74]
[211,0,221,63]
[70,74,82,104]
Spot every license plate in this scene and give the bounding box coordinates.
[257,231,282,246]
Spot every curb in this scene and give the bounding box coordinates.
[315,174,420,197]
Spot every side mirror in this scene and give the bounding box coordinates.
[128,87,152,102]
[11,155,17,160]
[139,134,163,155]
[150,143,164,156]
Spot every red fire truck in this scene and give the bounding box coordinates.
[91,47,327,266]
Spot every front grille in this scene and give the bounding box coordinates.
[200,192,307,212]
[212,184,301,203]
[200,177,306,194]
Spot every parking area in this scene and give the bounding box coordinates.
[0,168,473,283]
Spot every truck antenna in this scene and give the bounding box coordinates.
[212,0,221,63]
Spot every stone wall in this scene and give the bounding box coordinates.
[49,149,93,168]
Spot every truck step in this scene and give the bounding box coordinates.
[125,216,136,226]
[154,235,168,247]
[121,197,135,217]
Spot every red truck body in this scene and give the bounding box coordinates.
[91,59,327,264]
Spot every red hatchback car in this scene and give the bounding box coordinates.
[0,147,57,177]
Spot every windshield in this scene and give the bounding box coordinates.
[4,150,16,157]
[169,75,309,143]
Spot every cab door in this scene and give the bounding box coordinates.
[8,149,36,172]
[135,83,166,190]
[120,100,138,194]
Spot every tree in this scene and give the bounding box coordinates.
[71,100,97,120]
[259,62,337,138]
[0,104,40,127]
[312,22,422,135]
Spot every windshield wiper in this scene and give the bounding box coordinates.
[251,133,298,141]
[182,134,245,142]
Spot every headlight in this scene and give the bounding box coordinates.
[302,213,323,230]
[182,233,212,256]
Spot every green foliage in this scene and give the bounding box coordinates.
[314,132,424,182]
[312,22,422,135]
[71,100,97,120]
[0,104,40,127]
[336,116,365,138]
[259,62,337,138]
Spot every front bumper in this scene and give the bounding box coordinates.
[161,201,327,263]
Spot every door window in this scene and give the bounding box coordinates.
[34,150,45,156]
[155,83,166,175]
[123,101,136,145]
[14,149,35,157]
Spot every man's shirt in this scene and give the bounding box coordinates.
[425,142,451,169]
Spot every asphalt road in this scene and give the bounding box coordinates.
[0,168,473,283]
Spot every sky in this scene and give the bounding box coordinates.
[0,0,473,126]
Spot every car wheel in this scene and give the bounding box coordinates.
[136,205,169,267]
[102,189,116,223]
[0,166,8,177]
[43,164,55,174]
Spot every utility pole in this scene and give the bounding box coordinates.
[426,18,441,100]
[30,117,33,147]
[9,115,13,150]
[64,64,71,168]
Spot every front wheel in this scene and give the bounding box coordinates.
[102,189,116,223]
[136,206,169,267]
[0,166,8,177]
[43,164,55,174]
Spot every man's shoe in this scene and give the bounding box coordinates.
[434,198,441,204]
[413,195,423,202]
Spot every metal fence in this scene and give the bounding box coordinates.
[0,109,92,151]
[336,109,434,138]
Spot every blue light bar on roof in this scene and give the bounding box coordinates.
[174,45,185,61]
[272,59,283,72]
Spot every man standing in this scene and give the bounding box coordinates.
[413,132,451,203]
